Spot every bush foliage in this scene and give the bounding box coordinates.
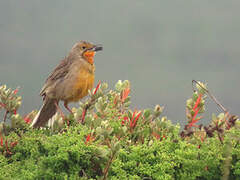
[0,80,239,180]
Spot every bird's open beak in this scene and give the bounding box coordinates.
[92,44,103,52]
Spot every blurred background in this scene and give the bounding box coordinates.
[0,1,239,126]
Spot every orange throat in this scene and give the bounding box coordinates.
[83,51,95,65]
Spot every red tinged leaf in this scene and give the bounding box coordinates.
[193,94,202,111]
[81,109,86,123]
[188,121,196,128]
[23,116,31,124]
[13,88,19,95]
[0,102,6,108]
[121,87,130,102]
[11,141,18,148]
[132,111,142,128]
[85,134,94,144]
[93,81,101,95]
[85,134,91,144]
[205,166,209,171]
[129,111,142,129]
[192,107,200,121]
[188,107,202,127]
[130,111,137,128]
[152,132,160,140]
[121,116,129,125]
[5,140,12,155]
[113,95,119,105]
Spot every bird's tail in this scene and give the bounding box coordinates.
[31,98,57,128]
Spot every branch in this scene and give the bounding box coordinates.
[3,110,9,123]
[79,81,101,124]
[192,80,228,113]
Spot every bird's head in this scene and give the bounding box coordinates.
[71,41,103,65]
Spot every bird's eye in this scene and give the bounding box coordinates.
[82,46,86,50]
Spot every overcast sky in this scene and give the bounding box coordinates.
[0,0,240,125]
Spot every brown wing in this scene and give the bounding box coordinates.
[40,57,73,96]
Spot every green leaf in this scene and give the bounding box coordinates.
[143,109,151,119]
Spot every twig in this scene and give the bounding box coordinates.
[2,111,9,135]
[102,153,115,180]
[80,81,101,124]
[192,80,228,113]
[3,110,9,123]
[80,98,97,124]
[217,132,224,145]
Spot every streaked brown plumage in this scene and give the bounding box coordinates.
[31,41,102,128]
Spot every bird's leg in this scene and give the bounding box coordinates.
[64,102,73,114]
[54,101,65,120]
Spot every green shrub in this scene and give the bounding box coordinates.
[0,81,239,179]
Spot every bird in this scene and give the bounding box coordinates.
[31,41,103,128]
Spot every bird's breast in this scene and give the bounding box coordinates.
[68,68,95,102]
